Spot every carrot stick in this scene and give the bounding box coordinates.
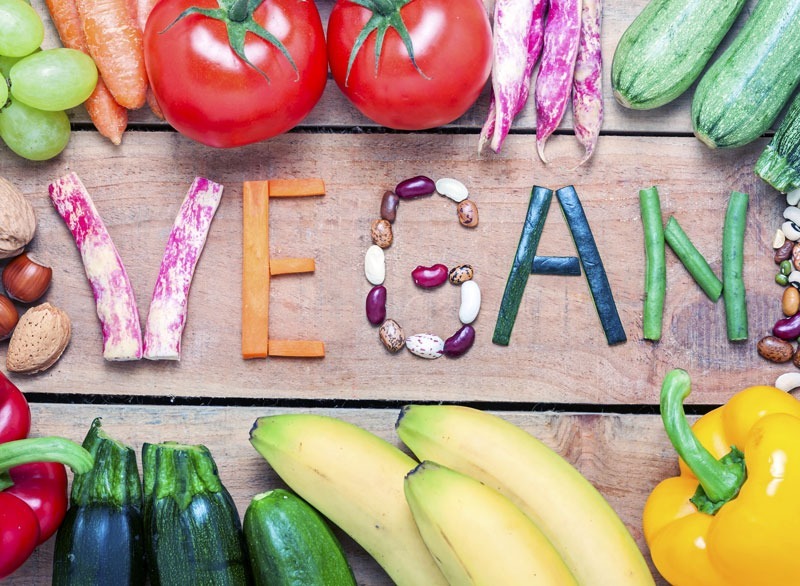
[268,340,325,358]
[44,0,128,144]
[76,0,147,109]
[270,258,315,276]
[242,181,270,359]
[268,178,326,197]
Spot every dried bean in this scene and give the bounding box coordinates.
[783,220,800,241]
[459,280,481,325]
[775,239,794,263]
[783,286,800,316]
[449,264,474,284]
[775,371,800,391]
[785,206,800,224]
[794,346,800,369]
[380,190,399,223]
[412,264,448,288]
[435,177,469,202]
[443,325,476,357]
[371,218,393,248]
[774,229,787,249]
[366,285,387,325]
[782,260,794,276]
[773,312,800,340]
[457,199,479,227]
[793,243,800,271]
[777,273,790,286]
[789,188,800,206]
[405,333,445,359]
[395,176,435,199]
[364,245,386,285]
[757,336,794,363]
[379,319,405,353]
[790,270,800,288]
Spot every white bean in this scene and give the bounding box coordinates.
[784,206,800,225]
[435,177,469,202]
[783,220,800,242]
[775,372,800,392]
[459,280,481,324]
[787,188,800,206]
[364,245,386,285]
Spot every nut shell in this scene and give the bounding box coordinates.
[0,176,36,259]
[7,302,71,374]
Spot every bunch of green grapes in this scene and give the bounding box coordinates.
[0,0,97,160]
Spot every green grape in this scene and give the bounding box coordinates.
[0,52,29,77]
[0,79,6,107]
[10,48,97,111]
[0,99,70,160]
[0,0,44,57]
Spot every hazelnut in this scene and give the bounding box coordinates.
[0,293,18,340]
[2,253,52,303]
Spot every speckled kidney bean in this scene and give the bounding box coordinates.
[772,312,800,340]
[371,218,393,248]
[395,175,435,199]
[457,199,479,227]
[412,264,448,288]
[405,333,444,359]
[792,243,800,271]
[757,336,794,363]
[379,319,405,353]
[775,239,794,264]
[449,264,474,284]
[443,325,476,357]
[366,285,387,325]
[380,190,399,223]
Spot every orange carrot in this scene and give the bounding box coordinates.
[268,340,325,358]
[268,178,326,198]
[242,181,270,359]
[146,87,165,120]
[76,0,147,109]
[44,0,128,144]
[136,0,159,32]
[270,257,315,276]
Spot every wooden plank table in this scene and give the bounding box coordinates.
[4,0,791,583]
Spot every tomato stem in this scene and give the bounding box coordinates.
[227,0,248,22]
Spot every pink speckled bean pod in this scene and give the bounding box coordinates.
[142,177,224,360]
[48,172,143,361]
[478,0,547,153]
[535,0,582,163]
[572,0,603,165]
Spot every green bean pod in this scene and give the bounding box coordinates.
[722,191,749,341]
[639,187,666,341]
[664,217,722,301]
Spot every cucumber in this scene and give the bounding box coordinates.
[611,0,746,110]
[755,92,800,193]
[243,489,356,586]
[142,442,250,586]
[52,418,146,586]
[692,0,800,148]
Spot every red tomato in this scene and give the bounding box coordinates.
[327,0,492,130]
[144,0,328,148]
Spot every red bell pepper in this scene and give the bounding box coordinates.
[0,372,93,579]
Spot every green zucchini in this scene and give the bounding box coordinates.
[492,185,553,346]
[52,418,146,586]
[611,0,746,110]
[755,92,800,193]
[243,489,356,586]
[143,441,250,586]
[692,0,800,148]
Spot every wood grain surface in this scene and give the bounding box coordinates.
[9,405,674,584]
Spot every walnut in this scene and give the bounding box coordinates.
[0,176,36,259]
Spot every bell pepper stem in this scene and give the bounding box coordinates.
[0,436,94,478]
[660,369,746,506]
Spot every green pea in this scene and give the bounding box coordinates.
[781,260,794,275]
[777,273,790,286]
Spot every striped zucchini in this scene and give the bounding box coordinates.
[692,0,800,148]
[611,0,746,110]
[755,92,800,193]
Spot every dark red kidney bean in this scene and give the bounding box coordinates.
[395,176,435,199]
[773,312,800,340]
[444,325,475,357]
[776,240,794,264]
[366,285,387,325]
[412,264,448,288]
[380,190,399,223]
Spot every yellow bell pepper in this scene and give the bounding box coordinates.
[643,369,800,585]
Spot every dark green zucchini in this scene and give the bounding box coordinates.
[755,92,800,193]
[692,0,800,148]
[243,489,356,586]
[52,418,145,586]
[143,441,251,586]
[611,0,746,110]
[531,256,581,276]
[492,186,553,346]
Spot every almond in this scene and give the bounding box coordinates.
[7,302,71,374]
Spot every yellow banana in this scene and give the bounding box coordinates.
[396,405,655,586]
[249,414,448,586]
[404,460,578,586]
